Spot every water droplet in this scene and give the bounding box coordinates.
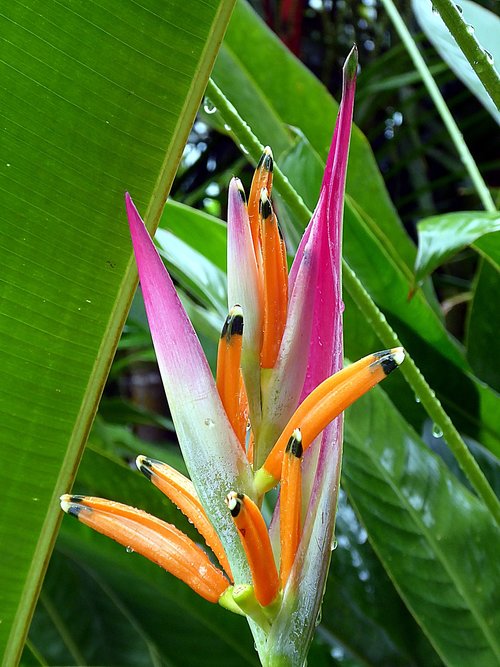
[223,123,232,132]
[392,111,403,126]
[204,417,215,428]
[331,539,338,551]
[432,424,443,438]
[455,4,463,14]
[466,24,475,35]
[203,99,217,115]
[238,143,249,155]
[484,50,494,65]
[315,607,322,627]
[126,546,134,553]
[357,527,368,544]
[415,394,421,403]
[332,645,345,660]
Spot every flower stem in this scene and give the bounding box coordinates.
[205,77,500,526]
[430,0,500,112]
[379,0,496,213]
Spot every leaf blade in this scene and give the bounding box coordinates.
[0,0,236,660]
[343,390,500,667]
[414,212,500,284]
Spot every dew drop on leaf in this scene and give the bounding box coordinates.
[432,424,443,438]
[203,99,217,115]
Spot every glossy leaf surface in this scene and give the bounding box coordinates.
[343,390,500,667]
[414,212,500,283]
[0,0,235,661]
[321,491,443,667]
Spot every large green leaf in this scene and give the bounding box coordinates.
[414,212,500,284]
[0,0,235,662]
[343,390,500,667]
[320,491,442,667]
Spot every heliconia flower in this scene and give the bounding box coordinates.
[60,45,405,665]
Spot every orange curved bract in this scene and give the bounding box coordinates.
[61,495,229,603]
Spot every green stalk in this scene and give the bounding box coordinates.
[430,0,500,111]
[205,78,500,526]
[379,0,496,213]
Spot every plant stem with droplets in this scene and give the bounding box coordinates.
[430,0,500,112]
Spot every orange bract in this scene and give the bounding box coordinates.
[260,190,288,369]
[257,348,405,490]
[216,306,247,449]
[247,146,273,264]
[136,457,233,580]
[226,492,279,607]
[61,495,229,603]
[279,429,303,587]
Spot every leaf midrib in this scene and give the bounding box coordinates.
[346,419,500,662]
